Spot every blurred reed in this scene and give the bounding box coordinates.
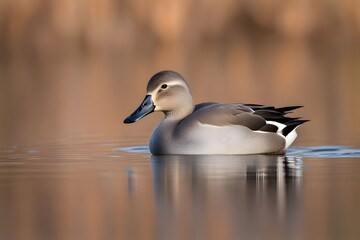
[0,0,359,146]
[0,0,359,56]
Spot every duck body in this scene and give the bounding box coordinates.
[124,71,307,155]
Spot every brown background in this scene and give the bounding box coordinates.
[0,0,359,147]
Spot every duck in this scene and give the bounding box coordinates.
[124,70,307,155]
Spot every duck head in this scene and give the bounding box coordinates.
[124,71,194,123]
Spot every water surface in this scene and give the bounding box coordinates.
[0,139,359,240]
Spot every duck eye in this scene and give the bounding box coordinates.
[161,84,168,89]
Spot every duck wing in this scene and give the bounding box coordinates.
[183,103,308,135]
[183,103,266,131]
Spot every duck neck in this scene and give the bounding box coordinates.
[164,104,194,121]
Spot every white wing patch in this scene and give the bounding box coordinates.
[265,121,286,132]
[284,127,298,149]
[265,120,298,148]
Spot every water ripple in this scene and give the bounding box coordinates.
[287,146,360,158]
[119,145,360,158]
[116,145,150,153]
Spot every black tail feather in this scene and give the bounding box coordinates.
[244,104,308,134]
[246,104,303,114]
[282,120,309,136]
[253,110,299,124]
[277,106,303,113]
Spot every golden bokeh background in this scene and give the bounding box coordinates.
[0,0,359,146]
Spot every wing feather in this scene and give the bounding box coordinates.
[178,103,308,134]
[183,104,266,131]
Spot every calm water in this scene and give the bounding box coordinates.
[0,137,359,240]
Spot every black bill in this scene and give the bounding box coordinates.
[124,95,155,124]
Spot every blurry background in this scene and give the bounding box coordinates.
[0,0,359,147]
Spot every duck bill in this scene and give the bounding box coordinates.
[124,95,155,124]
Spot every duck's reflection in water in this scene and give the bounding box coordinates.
[150,155,303,240]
